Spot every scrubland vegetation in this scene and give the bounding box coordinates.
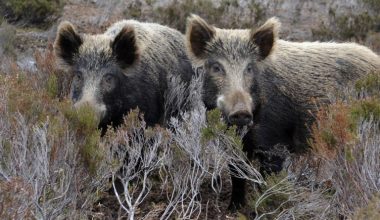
[0,0,64,28]
[0,46,379,220]
[0,0,380,219]
[0,46,263,219]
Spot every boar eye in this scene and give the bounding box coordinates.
[104,74,113,84]
[73,71,83,82]
[211,63,223,74]
[102,74,116,91]
[246,64,254,74]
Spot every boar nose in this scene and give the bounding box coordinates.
[228,110,253,126]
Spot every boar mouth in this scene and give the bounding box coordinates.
[226,101,254,127]
[220,110,254,128]
[228,110,253,127]
[217,91,254,127]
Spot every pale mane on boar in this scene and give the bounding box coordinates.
[185,14,380,210]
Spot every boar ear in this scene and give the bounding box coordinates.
[186,14,215,59]
[112,26,139,68]
[54,21,83,65]
[250,17,280,59]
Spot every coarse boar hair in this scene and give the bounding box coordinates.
[185,14,380,210]
[54,20,193,132]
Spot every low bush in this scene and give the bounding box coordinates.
[0,0,65,27]
[0,21,17,58]
[240,71,380,220]
[0,46,112,219]
[124,0,265,32]
[309,71,380,218]
[0,46,264,219]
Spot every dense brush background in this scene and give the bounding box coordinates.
[0,0,379,219]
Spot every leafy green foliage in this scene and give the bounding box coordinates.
[201,109,243,150]
[351,99,380,122]
[352,72,380,123]
[62,104,102,175]
[46,73,58,98]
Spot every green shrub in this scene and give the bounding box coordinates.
[61,103,102,175]
[351,99,380,122]
[1,47,103,176]
[0,0,65,27]
[351,72,380,122]
[312,12,379,41]
[125,0,265,32]
[46,73,58,98]
[335,12,375,40]
[201,109,243,150]
[355,71,380,97]
[362,0,380,11]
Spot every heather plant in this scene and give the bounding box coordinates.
[0,35,264,220]
[107,73,264,219]
[0,33,379,220]
[0,50,113,219]
[231,71,380,220]
[307,71,380,218]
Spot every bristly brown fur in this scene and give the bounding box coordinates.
[53,19,194,131]
[185,14,380,211]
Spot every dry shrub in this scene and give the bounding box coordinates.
[35,43,72,99]
[304,71,380,218]
[95,73,264,219]
[0,49,113,219]
[0,44,263,219]
[246,72,380,219]
[352,195,380,220]
[310,102,355,159]
[0,177,33,219]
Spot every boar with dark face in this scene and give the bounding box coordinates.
[185,15,380,210]
[54,20,193,132]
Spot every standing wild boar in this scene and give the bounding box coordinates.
[54,20,193,132]
[185,14,380,210]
